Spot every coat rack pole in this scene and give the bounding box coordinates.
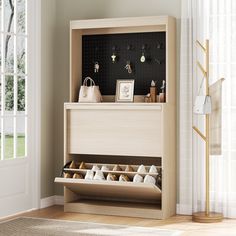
[192,40,223,223]
[205,40,210,215]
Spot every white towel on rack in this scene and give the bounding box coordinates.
[209,79,224,155]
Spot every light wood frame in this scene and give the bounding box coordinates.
[69,16,176,105]
[56,16,176,220]
[115,79,135,103]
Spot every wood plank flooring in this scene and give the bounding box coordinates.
[2,205,236,236]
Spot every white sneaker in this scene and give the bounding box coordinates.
[133,174,143,183]
[144,175,156,185]
[93,170,105,181]
[84,170,94,180]
[149,165,158,173]
[101,165,109,171]
[137,165,147,173]
[92,165,100,171]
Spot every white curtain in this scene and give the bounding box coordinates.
[179,0,236,217]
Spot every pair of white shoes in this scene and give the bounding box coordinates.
[91,165,109,171]
[85,170,105,181]
[137,165,158,174]
[133,174,156,184]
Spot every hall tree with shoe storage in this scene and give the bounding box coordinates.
[55,16,176,219]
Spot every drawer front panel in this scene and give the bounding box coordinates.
[55,177,161,201]
[67,109,162,157]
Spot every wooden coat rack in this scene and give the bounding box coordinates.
[192,40,223,223]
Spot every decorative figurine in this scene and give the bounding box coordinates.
[111,46,117,63]
[150,80,157,103]
[140,53,146,63]
[94,62,100,73]
[144,93,151,103]
[111,53,116,63]
[125,61,132,74]
[151,80,156,87]
[161,80,166,93]
[159,80,166,103]
[140,44,146,63]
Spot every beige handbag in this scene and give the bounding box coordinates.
[78,77,102,103]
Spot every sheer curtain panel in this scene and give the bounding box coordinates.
[179,0,236,218]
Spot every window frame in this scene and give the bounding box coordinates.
[0,0,28,160]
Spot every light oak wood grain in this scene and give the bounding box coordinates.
[65,200,162,219]
[59,15,177,220]
[55,177,161,201]
[70,16,170,30]
[67,106,162,157]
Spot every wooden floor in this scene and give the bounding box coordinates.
[3,205,236,236]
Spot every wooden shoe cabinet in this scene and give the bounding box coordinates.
[55,16,176,219]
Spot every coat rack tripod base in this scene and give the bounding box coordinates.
[192,40,223,223]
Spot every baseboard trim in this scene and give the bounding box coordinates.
[40,195,64,209]
[54,195,64,205]
[0,208,37,221]
[41,199,192,216]
[176,204,192,215]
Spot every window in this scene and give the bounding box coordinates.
[0,0,27,160]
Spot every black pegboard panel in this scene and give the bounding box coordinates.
[82,32,166,95]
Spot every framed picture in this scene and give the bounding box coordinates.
[115,79,135,102]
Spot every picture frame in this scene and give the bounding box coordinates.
[115,79,135,102]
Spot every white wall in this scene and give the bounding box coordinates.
[52,0,181,196]
[41,0,57,198]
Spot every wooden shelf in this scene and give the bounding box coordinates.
[55,177,161,201]
[65,102,163,110]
